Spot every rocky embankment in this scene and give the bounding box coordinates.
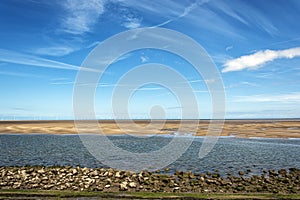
[0,166,299,194]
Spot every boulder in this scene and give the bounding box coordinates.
[119,181,128,191]
[128,182,137,188]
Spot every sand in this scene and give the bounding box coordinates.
[0,119,299,138]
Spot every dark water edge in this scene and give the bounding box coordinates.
[0,134,299,176]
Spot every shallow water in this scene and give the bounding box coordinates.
[0,134,299,176]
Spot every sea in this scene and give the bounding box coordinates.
[0,134,299,176]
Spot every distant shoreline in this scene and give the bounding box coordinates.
[1,118,300,122]
[0,119,299,138]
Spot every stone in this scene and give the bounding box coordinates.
[115,171,121,178]
[268,169,278,176]
[12,183,21,189]
[108,172,113,177]
[105,178,112,184]
[119,181,128,191]
[1,171,7,178]
[278,169,287,175]
[212,173,220,178]
[86,178,95,185]
[37,169,45,174]
[96,186,103,191]
[128,182,137,188]
[71,169,78,175]
[44,184,54,189]
[90,170,99,176]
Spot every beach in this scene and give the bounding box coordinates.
[0,119,299,138]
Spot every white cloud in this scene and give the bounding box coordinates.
[222,47,300,73]
[61,0,105,35]
[34,46,76,56]
[234,92,300,103]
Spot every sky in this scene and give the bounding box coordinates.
[1,0,300,120]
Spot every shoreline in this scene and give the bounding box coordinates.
[0,119,299,138]
[1,132,300,140]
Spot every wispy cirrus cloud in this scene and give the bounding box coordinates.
[123,16,142,29]
[210,0,278,36]
[140,55,149,63]
[153,1,199,27]
[0,71,44,78]
[118,0,206,28]
[233,92,300,103]
[134,87,164,91]
[33,46,76,56]
[0,49,95,72]
[87,52,132,66]
[61,0,106,35]
[226,81,259,89]
[222,47,300,73]
[185,5,243,39]
[86,41,101,49]
[225,46,233,51]
[113,0,242,38]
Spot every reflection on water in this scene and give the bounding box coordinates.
[0,134,299,176]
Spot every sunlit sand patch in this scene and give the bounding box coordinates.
[0,120,299,138]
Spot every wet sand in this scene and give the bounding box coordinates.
[0,119,299,138]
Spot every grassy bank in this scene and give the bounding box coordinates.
[0,189,300,199]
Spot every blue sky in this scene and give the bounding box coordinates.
[1,0,300,120]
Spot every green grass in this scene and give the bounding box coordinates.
[0,190,299,199]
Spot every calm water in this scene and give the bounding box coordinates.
[0,134,299,176]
